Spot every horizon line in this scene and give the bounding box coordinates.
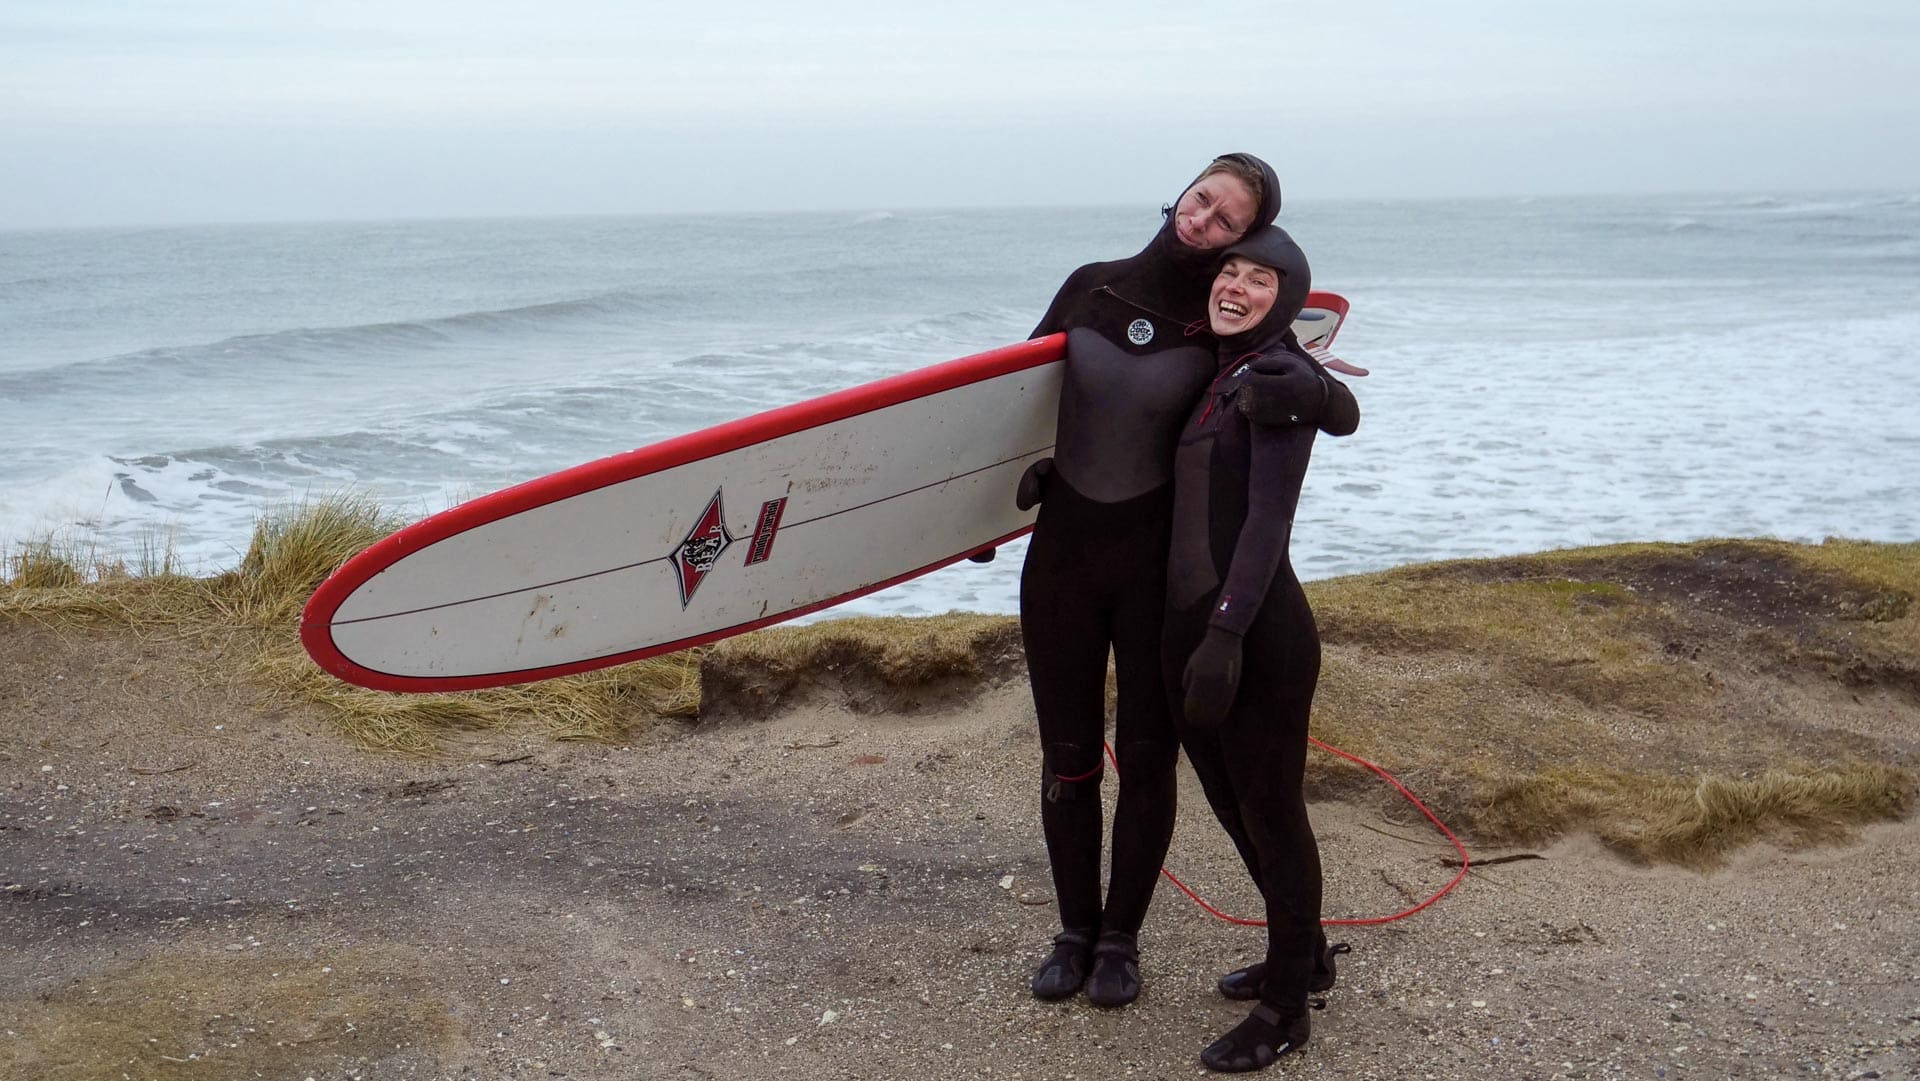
[5,185,1916,235]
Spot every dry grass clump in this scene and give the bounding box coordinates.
[0,946,457,1081]
[5,539,87,588]
[1,495,702,753]
[2,532,212,628]
[3,524,192,589]
[210,493,402,628]
[1468,762,1914,868]
[224,496,704,752]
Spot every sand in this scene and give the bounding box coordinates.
[3,620,1917,1080]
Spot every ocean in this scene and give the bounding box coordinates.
[3,192,1917,618]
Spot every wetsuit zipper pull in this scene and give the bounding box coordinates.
[1196,350,1264,427]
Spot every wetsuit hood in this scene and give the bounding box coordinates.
[1214,224,1312,356]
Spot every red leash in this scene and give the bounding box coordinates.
[1105,736,1470,926]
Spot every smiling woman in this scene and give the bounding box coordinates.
[1207,256,1280,336]
[1162,223,1355,1072]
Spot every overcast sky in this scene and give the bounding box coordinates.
[4,0,1917,227]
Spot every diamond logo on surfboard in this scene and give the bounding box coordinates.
[672,489,735,608]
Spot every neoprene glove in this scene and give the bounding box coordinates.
[1016,457,1054,511]
[1237,353,1329,428]
[1182,626,1245,728]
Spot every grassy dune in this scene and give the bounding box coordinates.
[1303,539,1919,865]
[4,503,1915,868]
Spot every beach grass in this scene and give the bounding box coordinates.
[0,946,458,1081]
[216,494,705,752]
[0,497,701,753]
[3,502,1914,867]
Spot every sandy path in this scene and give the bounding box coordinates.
[3,624,1917,1079]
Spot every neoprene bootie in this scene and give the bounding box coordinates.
[1200,1002,1311,1073]
[1030,927,1095,1000]
[1084,930,1142,1007]
[1218,938,1348,1000]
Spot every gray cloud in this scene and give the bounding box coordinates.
[4,1,1916,227]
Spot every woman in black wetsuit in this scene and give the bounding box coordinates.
[1163,224,1349,1072]
[1019,155,1356,1009]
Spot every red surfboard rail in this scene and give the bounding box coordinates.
[299,334,1068,691]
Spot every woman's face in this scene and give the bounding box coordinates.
[1208,256,1280,335]
[1172,172,1258,250]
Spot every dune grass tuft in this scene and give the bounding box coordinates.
[221,496,704,752]
[1,494,703,753]
[0,946,458,1081]
[5,539,87,589]
[1466,762,1914,869]
[213,493,405,628]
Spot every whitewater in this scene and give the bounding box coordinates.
[3,192,1916,616]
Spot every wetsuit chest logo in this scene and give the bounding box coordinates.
[1126,318,1154,346]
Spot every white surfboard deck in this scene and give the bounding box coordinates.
[301,293,1351,691]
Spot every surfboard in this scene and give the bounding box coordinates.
[301,292,1352,692]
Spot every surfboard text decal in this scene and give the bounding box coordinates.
[746,497,787,566]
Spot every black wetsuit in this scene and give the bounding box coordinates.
[1160,225,1348,1065]
[1021,156,1283,966]
[1018,159,1355,1006]
[1022,239,1219,942]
